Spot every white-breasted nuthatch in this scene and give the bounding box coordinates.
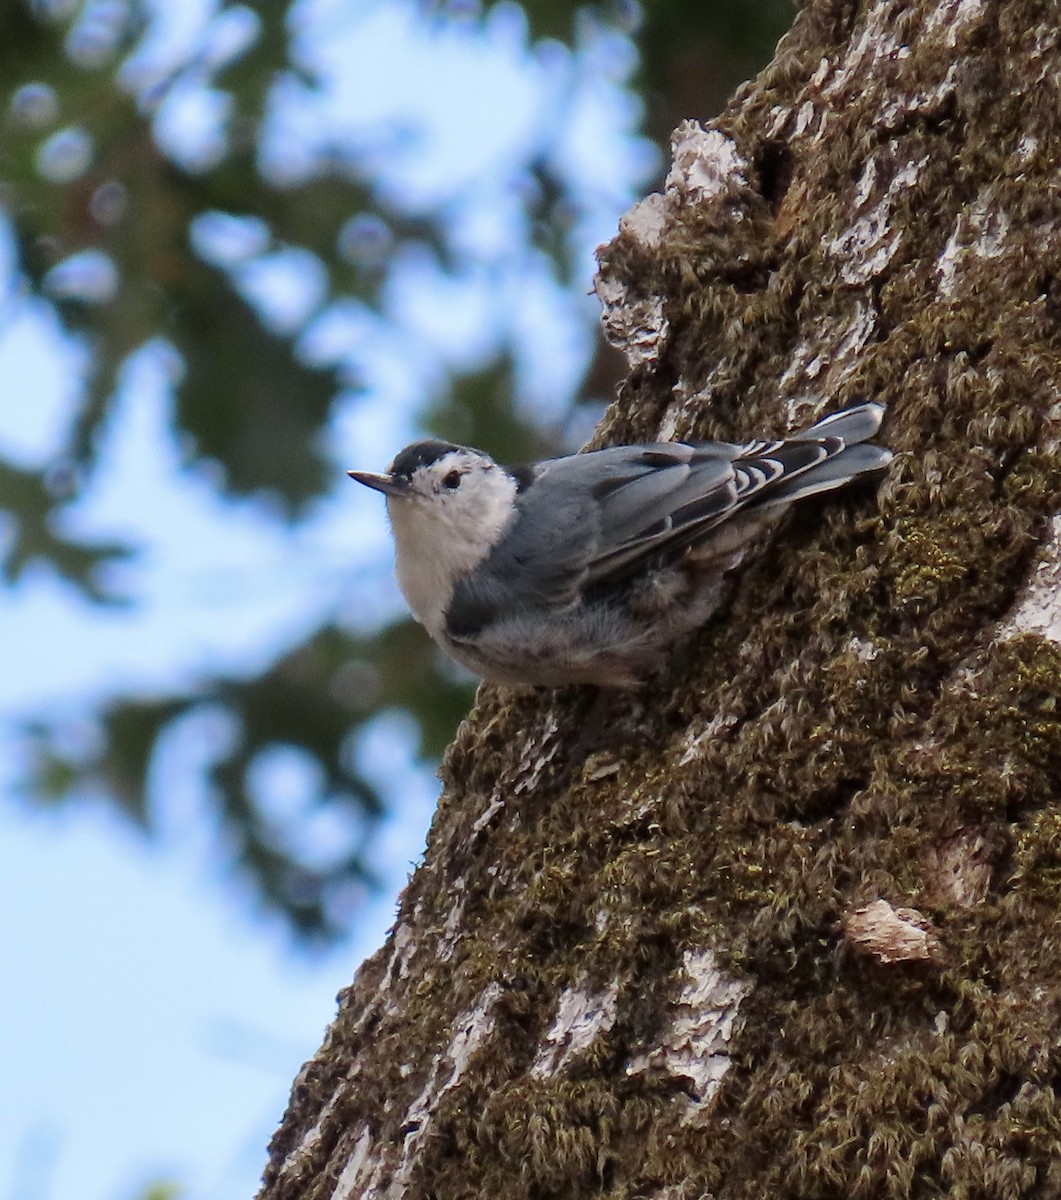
[348,403,891,688]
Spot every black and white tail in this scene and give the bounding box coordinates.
[746,401,892,510]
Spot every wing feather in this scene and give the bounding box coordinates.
[444,403,889,637]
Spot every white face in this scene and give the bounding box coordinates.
[381,445,519,633]
[394,447,500,505]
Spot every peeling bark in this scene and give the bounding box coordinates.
[260,1,1061,1196]
[843,898,941,963]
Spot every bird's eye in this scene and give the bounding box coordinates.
[443,470,462,490]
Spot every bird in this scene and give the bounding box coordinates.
[348,402,892,688]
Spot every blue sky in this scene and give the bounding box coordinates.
[0,4,652,1198]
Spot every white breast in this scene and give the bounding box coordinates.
[386,471,517,634]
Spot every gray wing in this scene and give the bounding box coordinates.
[445,403,889,635]
[444,440,818,636]
[533,442,743,586]
[569,401,890,580]
[570,437,849,583]
[444,447,657,634]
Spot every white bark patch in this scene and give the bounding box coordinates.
[879,62,961,130]
[844,899,941,964]
[999,515,1061,644]
[377,982,503,1199]
[833,303,878,363]
[1016,133,1040,162]
[436,883,466,961]
[828,154,928,285]
[846,636,880,663]
[626,949,750,1123]
[595,273,669,368]
[531,979,620,1076]
[778,302,879,394]
[766,104,791,138]
[619,192,669,252]
[475,705,563,828]
[656,351,737,440]
[937,190,1012,298]
[1019,25,1060,91]
[595,120,749,369]
[513,708,561,796]
[822,0,911,98]
[278,1085,345,1182]
[785,5,976,141]
[379,921,416,991]
[471,793,504,834]
[665,121,748,207]
[924,0,986,46]
[678,712,740,765]
[331,1127,379,1200]
[655,408,682,443]
[792,99,818,138]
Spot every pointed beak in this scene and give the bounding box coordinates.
[347,470,408,498]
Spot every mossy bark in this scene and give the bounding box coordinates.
[259,1,1061,1196]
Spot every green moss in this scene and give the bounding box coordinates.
[1011,809,1061,905]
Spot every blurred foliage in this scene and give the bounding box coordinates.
[475,0,795,145]
[0,0,792,940]
[133,1182,183,1200]
[0,458,131,595]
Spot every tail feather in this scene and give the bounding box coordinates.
[755,402,892,510]
[792,400,885,446]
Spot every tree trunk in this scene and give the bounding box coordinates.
[259,1,1061,1196]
